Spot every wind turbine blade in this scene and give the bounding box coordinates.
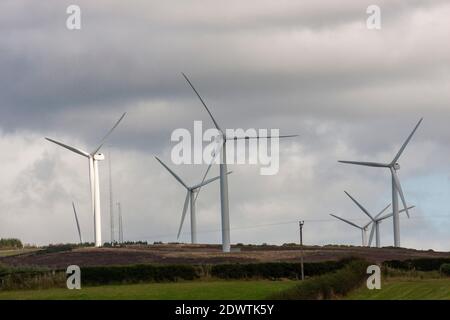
[391,168,410,218]
[368,224,375,247]
[72,202,82,244]
[330,214,362,229]
[193,140,224,202]
[344,191,374,221]
[192,172,231,190]
[228,134,299,140]
[93,112,127,154]
[378,213,393,221]
[374,204,391,220]
[391,118,423,164]
[45,138,90,158]
[182,73,222,132]
[338,160,390,168]
[378,206,415,221]
[177,191,190,239]
[155,156,188,189]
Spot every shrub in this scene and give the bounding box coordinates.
[269,259,371,300]
[440,264,450,276]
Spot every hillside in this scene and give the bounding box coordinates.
[1,244,449,268]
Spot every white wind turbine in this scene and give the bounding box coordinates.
[155,156,229,244]
[344,191,415,248]
[338,118,423,247]
[46,113,126,247]
[330,213,372,246]
[367,205,415,247]
[182,73,297,252]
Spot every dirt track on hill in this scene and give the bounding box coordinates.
[1,244,449,269]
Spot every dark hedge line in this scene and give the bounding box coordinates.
[210,257,357,280]
[81,264,200,285]
[1,259,359,288]
[34,244,76,255]
[68,258,361,285]
[0,264,65,290]
[268,259,370,300]
[383,258,450,271]
[1,257,367,288]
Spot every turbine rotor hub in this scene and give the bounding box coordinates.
[393,163,400,170]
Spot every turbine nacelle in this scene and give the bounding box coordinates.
[393,163,400,170]
[93,153,105,161]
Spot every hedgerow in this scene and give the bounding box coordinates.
[0,264,65,290]
[383,258,450,271]
[81,264,199,285]
[268,259,370,300]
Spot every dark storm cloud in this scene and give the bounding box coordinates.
[1,0,448,133]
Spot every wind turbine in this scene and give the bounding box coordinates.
[155,156,228,244]
[330,214,372,246]
[46,113,126,247]
[367,205,415,247]
[72,202,83,244]
[182,73,297,252]
[338,118,423,247]
[344,191,415,247]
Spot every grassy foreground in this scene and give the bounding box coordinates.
[346,278,450,300]
[0,280,298,300]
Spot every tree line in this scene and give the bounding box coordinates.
[0,238,23,249]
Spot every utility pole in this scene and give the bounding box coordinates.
[117,202,123,244]
[109,149,115,245]
[299,220,305,280]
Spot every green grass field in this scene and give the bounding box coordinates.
[0,249,38,257]
[347,278,450,300]
[0,280,298,300]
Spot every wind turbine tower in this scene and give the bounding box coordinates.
[117,202,123,244]
[108,150,115,244]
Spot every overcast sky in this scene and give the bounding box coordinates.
[1,0,449,250]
